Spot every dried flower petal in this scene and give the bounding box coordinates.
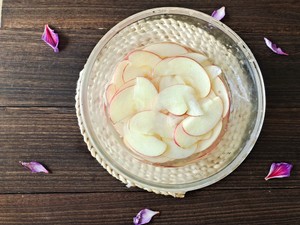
[211,6,225,21]
[264,37,288,56]
[265,162,292,180]
[133,209,159,225]
[19,161,49,173]
[41,24,59,53]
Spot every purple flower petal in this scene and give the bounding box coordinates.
[19,161,49,173]
[265,162,292,180]
[264,37,288,56]
[41,24,59,53]
[133,209,159,225]
[211,6,225,21]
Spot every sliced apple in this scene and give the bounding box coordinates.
[127,50,161,67]
[129,111,155,135]
[174,123,212,148]
[196,120,223,153]
[205,65,222,80]
[162,138,197,159]
[212,77,230,117]
[153,57,211,98]
[185,91,204,116]
[159,75,185,91]
[182,52,210,67]
[182,96,223,136]
[105,84,116,104]
[109,85,136,123]
[122,65,151,82]
[112,60,130,89]
[129,111,179,139]
[123,126,167,157]
[143,42,188,58]
[133,77,158,111]
[206,89,217,99]
[150,76,161,90]
[122,50,161,82]
[116,79,136,93]
[155,84,193,115]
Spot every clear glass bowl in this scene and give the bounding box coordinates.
[77,7,265,195]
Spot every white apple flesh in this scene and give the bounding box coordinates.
[174,123,213,148]
[115,79,136,94]
[109,85,136,123]
[159,75,185,91]
[112,60,129,88]
[143,42,188,58]
[182,96,223,136]
[182,52,210,67]
[205,65,222,80]
[122,50,161,82]
[127,50,161,67]
[133,77,158,111]
[196,120,223,153]
[123,126,167,157]
[155,84,194,115]
[212,77,230,117]
[129,111,179,139]
[162,138,197,159]
[122,65,151,83]
[153,57,211,98]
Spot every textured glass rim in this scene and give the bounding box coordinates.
[79,7,266,193]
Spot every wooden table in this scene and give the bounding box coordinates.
[0,1,299,224]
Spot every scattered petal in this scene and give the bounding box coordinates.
[211,6,225,21]
[265,162,292,180]
[264,37,288,56]
[19,161,49,173]
[41,24,59,53]
[133,209,159,225]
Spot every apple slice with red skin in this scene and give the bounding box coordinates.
[109,77,157,123]
[122,50,161,82]
[153,57,211,98]
[129,111,180,139]
[127,50,161,67]
[159,75,185,91]
[196,120,223,153]
[182,96,223,136]
[133,77,158,111]
[212,77,230,118]
[174,123,213,148]
[108,85,136,124]
[123,125,167,157]
[105,84,116,104]
[155,84,195,116]
[143,42,188,58]
[112,60,130,89]
[162,138,197,160]
[182,52,210,67]
[115,79,136,94]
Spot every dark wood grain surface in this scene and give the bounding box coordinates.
[0,1,299,224]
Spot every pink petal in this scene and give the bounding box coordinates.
[19,161,49,173]
[265,162,292,180]
[133,209,159,225]
[211,6,225,21]
[41,24,59,53]
[264,37,288,56]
